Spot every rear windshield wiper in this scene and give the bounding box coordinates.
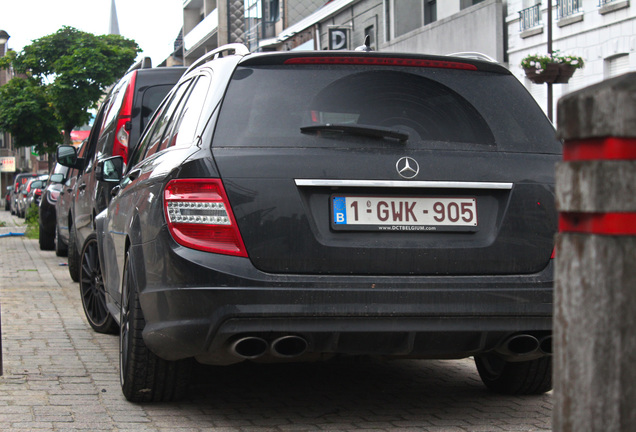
[300,123,409,143]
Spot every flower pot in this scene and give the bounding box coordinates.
[555,64,576,84]
[524,63,560,84]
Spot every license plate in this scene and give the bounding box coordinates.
[332,195,478,232]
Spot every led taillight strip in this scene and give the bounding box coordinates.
[284,57,478,71]
[164,179,247,257]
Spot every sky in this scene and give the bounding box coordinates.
[1,0,183,66]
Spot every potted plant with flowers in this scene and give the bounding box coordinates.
[521,51,584,84]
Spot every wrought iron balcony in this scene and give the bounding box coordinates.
[519,3,542,32]
[558,0,583,18]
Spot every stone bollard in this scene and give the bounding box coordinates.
[554,73,636,432]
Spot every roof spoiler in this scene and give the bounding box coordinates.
[125,57,153,74]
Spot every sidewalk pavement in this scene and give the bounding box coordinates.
[0,209,553,432]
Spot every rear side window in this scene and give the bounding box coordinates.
[214,65,560,154]
[140,84,179,132]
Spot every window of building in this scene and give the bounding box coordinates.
[384,0,391,42]
[364,25,375,50]
[604,53,630,80]
[461,0,486,9]
[557,0,582,19]
[425,0,437,25]
[519,2,542,32]
[394,0,423,37]
[385,0,437,40]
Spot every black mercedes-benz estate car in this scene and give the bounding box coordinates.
[73,45,560,402]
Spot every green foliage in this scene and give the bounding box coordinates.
[0,26,141,150]
[0,77,62,153]
[521,50,585,73]
[24,203,39,239]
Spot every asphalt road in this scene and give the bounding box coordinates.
[0,209,552,431]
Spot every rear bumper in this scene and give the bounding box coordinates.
[132,233,553,364]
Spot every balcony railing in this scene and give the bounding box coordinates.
[558,0,583,18]
[598,0,619,5]
[519,3,542,32]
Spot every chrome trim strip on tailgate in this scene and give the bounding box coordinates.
[295,179,514,190]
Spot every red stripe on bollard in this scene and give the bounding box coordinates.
[559,212,636,235]
[563,137,636,161]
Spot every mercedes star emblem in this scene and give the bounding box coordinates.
[396,157,419,179]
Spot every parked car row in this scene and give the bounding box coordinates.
[48,46,559,403]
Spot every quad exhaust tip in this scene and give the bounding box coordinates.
[497,334,553,359]
[230,335,308,360]
[230,336,269,359]
[271,335,308,358]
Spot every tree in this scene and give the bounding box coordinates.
[0,77,61,154]
[0,26,140,151]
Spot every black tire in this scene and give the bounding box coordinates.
[475,354,552,395]
[68,223,80,282]
[39,223,55,251]
[79,234,117,334]
[55,225,68,257]
[120,251,191,402]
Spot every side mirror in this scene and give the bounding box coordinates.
[50,173,65,184]
[96,156,124,183]
[57,145,80,169]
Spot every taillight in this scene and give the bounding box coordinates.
[551,247,556,259]
[113,71,137,164]
[284,56,478,70]
[164,179,247,257]
[34,189,42,196]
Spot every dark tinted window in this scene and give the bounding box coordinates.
[140,84,179,132]
[214,65,560,154]
[130,79,194,166]
[165,75,211,149]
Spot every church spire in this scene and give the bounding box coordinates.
[109,0,120,35]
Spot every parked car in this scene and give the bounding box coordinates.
[5,186,11,211]
[55,140,88,260]
[26,178,47,208]
[89,46,560,402]
[39,164,69,251]
[16,175,47,218]
[56,60,186,284]
[9,173,37,215]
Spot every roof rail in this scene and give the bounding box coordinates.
[126,57,153,74]
[186,43,250,74]
[447,52,497,63]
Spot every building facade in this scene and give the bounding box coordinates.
[183,0,247,66]
[259,0,635,120]
[507,0,635,119]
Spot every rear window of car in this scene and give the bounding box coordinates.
[213,65,561,154]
